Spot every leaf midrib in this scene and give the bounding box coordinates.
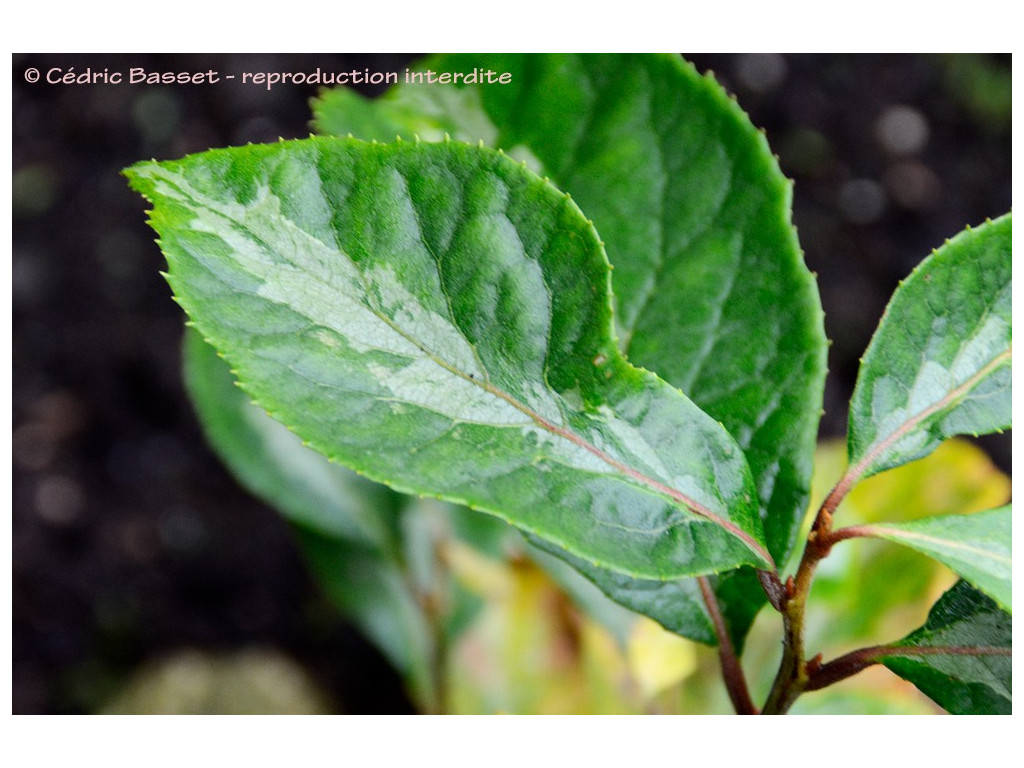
[864,524,1010,566]
[158,159,772,568]
[852,346,1011,479]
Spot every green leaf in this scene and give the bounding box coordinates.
[183,327,514,707]
[313,53,827,648]
[881,580,1011,715]
[127,137,770,580]
[183,326,406,548]
[293,525,436,695]
[314,53,827,566]
[847,214,1011,482]
[859,507,1011,613]
[806,438,1010,648]
[526,533,763,650]
[313,83,501,148]
[183,327,433,698]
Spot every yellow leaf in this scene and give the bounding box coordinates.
[626,617,698,701]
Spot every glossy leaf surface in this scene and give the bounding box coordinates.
[314,53,826,565]
[848,214,1011,481]
[861,507,1010,613]
[128,138,769,580]
[881,581,1011,715]
[314,53,826,646]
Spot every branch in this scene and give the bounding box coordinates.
[761,473,860,714]
[806,644,1012,692]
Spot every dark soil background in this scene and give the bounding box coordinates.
[12,53,1011,714]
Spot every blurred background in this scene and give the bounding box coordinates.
[12,53,1011,714]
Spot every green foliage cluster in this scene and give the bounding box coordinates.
[127,54,1011,715]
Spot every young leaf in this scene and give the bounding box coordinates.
[856,507,1010,613]
[880,581,1011,715]
[313,84,500,148]
[314,53,827,565]
[847,214,1011,483]
[127,138,770,580]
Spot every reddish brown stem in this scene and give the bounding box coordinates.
[806,644,1012,691]
[698,576,758,715]
[761,472,858,714]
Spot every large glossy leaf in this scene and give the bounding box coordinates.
[859,507,1010,613]
[313,52,827,647]
[127,138,770,580]
[314,53,827,566]
[847,214,1011,482]
[881,581,1011,714]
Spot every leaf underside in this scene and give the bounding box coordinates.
[881,580,1011,715]
[128,137,769,582]
[525,532,763,650]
